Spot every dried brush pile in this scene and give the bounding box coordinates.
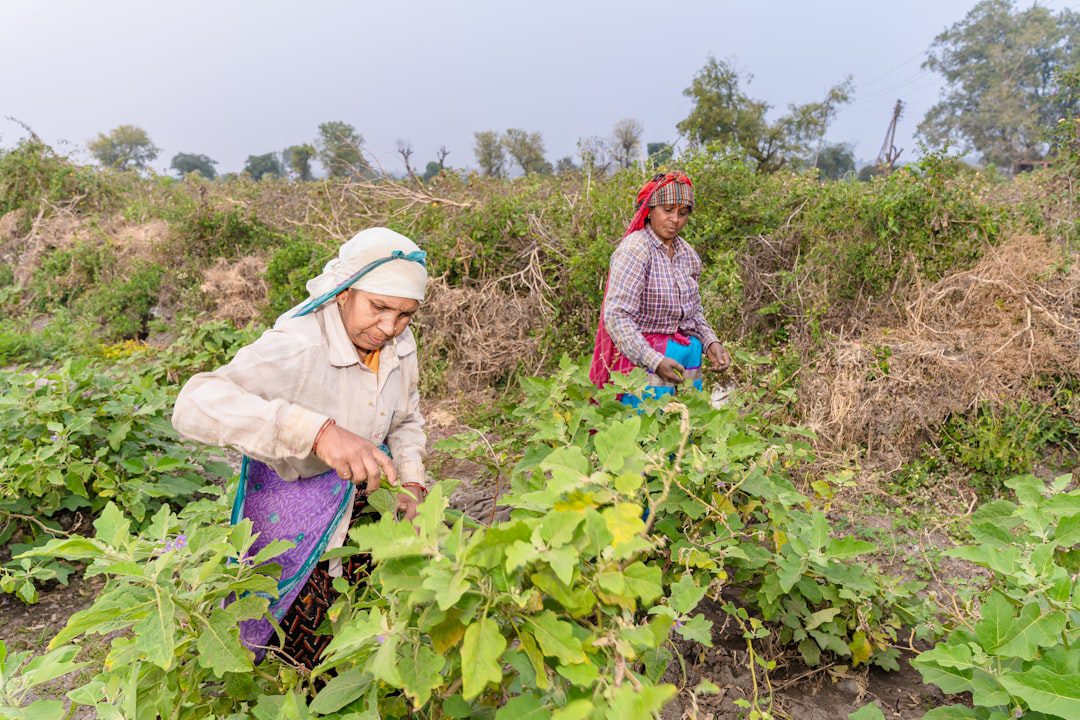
[801,234,1078,457]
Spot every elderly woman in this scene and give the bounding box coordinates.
[590,171,730,403]
[172,227,429,668]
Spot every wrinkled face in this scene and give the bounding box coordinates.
[336,289,419,352]
[648,204,691,242]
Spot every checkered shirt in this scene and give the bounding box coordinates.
[603,227,719,372]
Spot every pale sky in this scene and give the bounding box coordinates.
[1,0,1075,175]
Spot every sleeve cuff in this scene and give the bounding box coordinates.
[642,347,665,373]
[395,460,427,488]
[278,405,332,458]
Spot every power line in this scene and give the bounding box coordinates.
[857,50,929,89]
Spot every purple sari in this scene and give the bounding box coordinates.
[233,457,356,661]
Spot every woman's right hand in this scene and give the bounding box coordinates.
[313,423,397,495]
[655,357,686,385]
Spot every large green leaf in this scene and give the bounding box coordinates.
[527,611,586,665]
[999,665,1080,718]
[195,608,252,677]
[669,573,708,615]
[911,642,977,694]
[399,645,445,709]
[460,617,506,701]
[847,704,885,720]
[309,668,371,715]
[603,684,676,719]
[622,562,662,604]
[494,693,550,720]
[132,582,176,670]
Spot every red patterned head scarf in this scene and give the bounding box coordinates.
[624,171,695,237]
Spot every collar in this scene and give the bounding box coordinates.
[643,226,687,256]
[324,302,361,367]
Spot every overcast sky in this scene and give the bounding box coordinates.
[1,0,1075,175]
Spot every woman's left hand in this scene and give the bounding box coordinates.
[707,342,732,371]
[395,483,427,521]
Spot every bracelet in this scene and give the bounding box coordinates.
[401,482,428,500]
[311,418,336,456]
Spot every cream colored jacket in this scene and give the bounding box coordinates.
[172,303,427,487]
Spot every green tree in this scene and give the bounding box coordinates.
[169,153,217,180]
[815,142,856,180]
[918,0,1080,168]
[611,118,644,169]
[503,128,551,175]
[473,130,506,177]
[647,142,674,168]
[316,121,370,178]
[243,153,283,180]
[284,144,316,181]
[555,156,578,174]
[678,56,852,172]
[87,125,160,172]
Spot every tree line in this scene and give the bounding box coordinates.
[82,0,1080,182]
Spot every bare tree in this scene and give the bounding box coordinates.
[396,139,418,182]
[436,146,450,169]
[611,118,644,169]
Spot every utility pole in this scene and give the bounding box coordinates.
[875,100,904,172]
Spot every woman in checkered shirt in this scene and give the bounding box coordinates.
[589,171,731,405]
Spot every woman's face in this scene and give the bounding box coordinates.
[648,204,691,243]
[337,289,419,352]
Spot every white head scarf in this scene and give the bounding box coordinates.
[281,227,428,322]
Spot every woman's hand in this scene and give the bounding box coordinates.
[313,423,397,495]
[395,483,427,521]
[655,357,686,384]
[707,342,732,371]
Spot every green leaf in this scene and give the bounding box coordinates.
[93,502,130,546]
[826,537,876,559]
[911,642,976,694]
[545,546,577,586]
[603,503,646,553]
[556,660,599,687]
[195,608,252,677]
[494,694,550,720]
[249,539,296,566]
[423,563,470,611]
[441,695,473,718]
[309,668,371,714]
[847,703,886,720]
[669,573,708,615]
[460,617,506,701]
[349,516,426,560]
[399,645,444,709]
[8,700,66,720]
[551,700,593,720]
[921,707,981,719]
[604,684,676,719]
[527,611,586,665]
[106,420,132,451]
[506,540,541,572]
[999,665,1080,718]
[623,561,662,604]
[676,614,713,647]
[594,416,641,474]
[803,607,842,632]
[132,583,176,670]
[976,591,1065,661]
